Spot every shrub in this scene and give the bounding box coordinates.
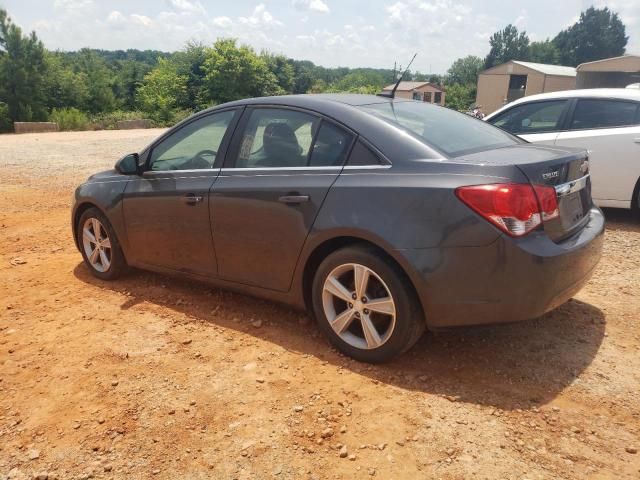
[50,107,89,131]
[89,110,148,130]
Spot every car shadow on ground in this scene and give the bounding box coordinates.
[601,207,639,233]
[73,260,606,411]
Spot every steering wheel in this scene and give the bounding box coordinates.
[194,149,217,159]
[182,149,217,169]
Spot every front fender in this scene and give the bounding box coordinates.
[71,175,130,255]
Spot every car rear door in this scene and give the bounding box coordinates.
[209,106,355,292]
[122,109,239,277]
[488,99,570,144]
[554,98,640,206]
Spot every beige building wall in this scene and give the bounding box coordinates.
[476,73,509,114]
[394,91,413,100]
[392,85,446,104]
[524,73,545,95]
[414,84,446,105]
[543,75,577,92]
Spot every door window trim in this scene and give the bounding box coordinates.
[142,107,243,173]
[223,105,358,171]
[565,98,640,132]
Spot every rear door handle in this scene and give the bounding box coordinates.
[182,194,203,205]
[278,195,310,205]
[634,138,640,144]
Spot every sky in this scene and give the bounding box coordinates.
[1,0,639,73]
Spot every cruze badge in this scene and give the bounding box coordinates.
[542,170,559,180]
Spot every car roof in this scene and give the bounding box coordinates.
[211,93,411,110]
[195,94,443,162]
[486,88,640,119]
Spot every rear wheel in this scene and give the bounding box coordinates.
[311,245,424,363]
[633,179,640,221]
[77,207,127,280]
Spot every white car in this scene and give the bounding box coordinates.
[485,89,640,212]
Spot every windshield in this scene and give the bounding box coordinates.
[359,101,520,157]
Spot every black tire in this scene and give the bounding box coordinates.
[77,207,127,280]
[311,245,425,363]
[632,179,640,221]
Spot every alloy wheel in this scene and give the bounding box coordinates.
[82,217,112,273]
[322,263,396,350]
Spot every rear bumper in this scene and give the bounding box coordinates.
[398,207,605,328]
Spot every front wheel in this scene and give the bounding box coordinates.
[77,207,127,280]
[311,245,425,363]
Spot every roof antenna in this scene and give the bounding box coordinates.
[378,53,417,98]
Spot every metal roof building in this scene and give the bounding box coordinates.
[381,81,446,105]
[475,60,577,114]
[576,55,640,89]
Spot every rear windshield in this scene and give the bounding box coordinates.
[359,101,520,157]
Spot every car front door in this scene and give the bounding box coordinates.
[122,109,239,276]
[210,106,355,292]
[488,99,569,144]
[554,98,640,206]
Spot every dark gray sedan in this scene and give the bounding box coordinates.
[72,94,604,363]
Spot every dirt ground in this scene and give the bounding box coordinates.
[0,129,639,480]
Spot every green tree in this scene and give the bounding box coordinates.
[137,57,188,123]
[0,8,48,123]
[444,83,476,111]
[71,49,117,113]
[528,40,560,64]
[553,7,627,66]
[113,59,152,110]
[484,24,530,69]
[446,56,484,85]
[308,79,328,93]
[171,41,210,110]
[262,52,295,93]
[201,39,280,104]
[329,71,386,92]
[44,52,90,111]
[0,101,10,132]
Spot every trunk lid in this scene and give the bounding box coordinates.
[453,144,592,241]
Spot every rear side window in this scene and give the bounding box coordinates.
[346,140,385,166]
[309,121,354,167]
[359,101,518,157]
[570,99,640,130]
[235,108,319,168]
[490,100,567,134]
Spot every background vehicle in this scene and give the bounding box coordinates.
[485,89,640,213]
[72,94,604,362]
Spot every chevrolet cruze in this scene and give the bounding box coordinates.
[72,94,604,363]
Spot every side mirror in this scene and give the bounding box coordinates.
[115,153,140,175]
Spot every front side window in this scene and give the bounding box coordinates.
[490,100,567,134]
[149,110,235,171]
[360,101,518,157]
[236,108,319,168]
[570,99,640,130]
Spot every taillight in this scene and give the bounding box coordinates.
[532,184,560,221]
[455,183,558,237]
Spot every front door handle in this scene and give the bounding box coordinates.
[634,138,640,144]
[182,194,203,205]
[278,194,310,205]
